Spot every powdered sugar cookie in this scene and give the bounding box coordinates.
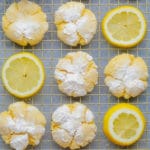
[0,102,46,150]
[55,2,97,46]
[54,51,98,97]
[104,54,148,99]
[51,102,97,149]
[2,0,48,46]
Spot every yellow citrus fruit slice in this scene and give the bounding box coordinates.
[103,103,146,146]
[2,52,45,98]
[102,6,147,48]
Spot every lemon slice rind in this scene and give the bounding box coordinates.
[102,6,147,48]
[109,109,144,144]
[103,103,146,146]
[2,52,45,98]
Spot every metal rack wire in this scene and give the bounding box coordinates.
[0,0,150,149]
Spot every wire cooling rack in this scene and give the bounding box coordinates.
[0,0,150,149]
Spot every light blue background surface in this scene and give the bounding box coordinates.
[0,0,150,149]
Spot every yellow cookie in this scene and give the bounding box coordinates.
[55,51,98,97]
[0,102,46,150]
[55,2,97,46]
[2,0,48,46]
[51,102,97,149]
[104,54,148,99]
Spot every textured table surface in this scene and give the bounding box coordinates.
[0,0,150,149]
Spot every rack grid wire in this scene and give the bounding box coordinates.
[0,0,150,149]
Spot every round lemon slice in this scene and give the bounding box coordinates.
[103,103,146,146]
[102,6,147,48]
[2,52,45,99]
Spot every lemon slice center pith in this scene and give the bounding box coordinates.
[113,112,139,139]
[6,57,40,92]
[108,12,141,41]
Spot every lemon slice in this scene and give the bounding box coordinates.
[2,52,45,98]
[102,6,147,48]
[103,103,146,146]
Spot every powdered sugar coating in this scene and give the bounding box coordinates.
[104,54,148,99]
[55,2,97,46]
[12,20,41,40]
[10,134,29,150]
[55,51,98,97]
[55,2,84,23]
[51,102,97,149]
[2,0,48,46]
[7,117,45,145]
[0,102,46,150]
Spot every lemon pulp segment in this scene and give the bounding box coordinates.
[108,12,141,41]
[6,57,40,92]
[113,113,139,139]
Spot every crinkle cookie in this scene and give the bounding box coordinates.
[51,102,97,149]
[0,102,46,150]
[104,54,148,99]
[55,51,98,97]
[2,0,48,46]
[55,2,97,46]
